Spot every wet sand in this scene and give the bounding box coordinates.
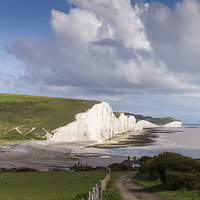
[0,128,167,170]
[0,141,95,171]
[89,129,159,148]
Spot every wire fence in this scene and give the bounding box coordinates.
[87,168,111,200]
[137,174,200,200]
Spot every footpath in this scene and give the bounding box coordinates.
[114,172,168,200]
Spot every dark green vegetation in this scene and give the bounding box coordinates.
[133,152,200,200]
[0,170,106,200]
[107,163,135,172]
[139,152,200,186]
[0,93,100,140]
[0,167,38,173]
[113,112,121,118]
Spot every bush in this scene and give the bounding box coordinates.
[107,163,133,172]
[0,167,38,173]
[140,156,153,163]
[103,188,121,200]
[165,170,200,188]
[154,152,200,181]
[14,167,39,172]
[138,152,200,185]
[139,156,154,174]
[75,192,88,199]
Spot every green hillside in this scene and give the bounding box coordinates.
[124,112,180,125]
[0,93,101,141]
[145,116,180,125]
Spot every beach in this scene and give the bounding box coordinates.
[0,130,154,171]
[0,126,190,171]
[0,140,127,171]
[0,140,98,171]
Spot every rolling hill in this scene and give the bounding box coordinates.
[0,93,100,140]
[0,93,181,141]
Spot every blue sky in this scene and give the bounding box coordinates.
[1,0,200,124]
[143,0,177,8]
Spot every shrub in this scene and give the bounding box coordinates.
[75,192,88,199]
[0,167,38,173]
[165,170,200,188]
[138,152,200,184]
[14,167,39,172]
[107,163,133,172]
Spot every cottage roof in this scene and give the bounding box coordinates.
[121,157,140,166]
[133,159,140,165]
[121,160,134,166]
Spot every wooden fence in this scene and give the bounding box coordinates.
[87,168,111,200]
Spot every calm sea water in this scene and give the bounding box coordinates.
[72,125,200,158]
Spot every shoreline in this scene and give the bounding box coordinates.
[0,127,171,170]
[88,129,158,148]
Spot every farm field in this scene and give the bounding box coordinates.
[0,171,106,200]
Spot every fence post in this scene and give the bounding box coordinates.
[92,187,95,200]
[88,191,91,200]
[99,180,103,200]
[183,183,185,198]
[95,184,98,200]
[88,169,111,200]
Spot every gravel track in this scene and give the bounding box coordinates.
[115,172,168,200]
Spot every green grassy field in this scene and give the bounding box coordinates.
[0,171,106,200]
[0,93,101,141]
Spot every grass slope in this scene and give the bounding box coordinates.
[0,93,101,141]
[0,171,106,200]
[123,112,180,125]
[145,117,180,125]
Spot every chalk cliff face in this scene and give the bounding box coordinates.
[135,120,158,131]
[49,102,182,142]
[50,102,136,142]
[164,121,182,127]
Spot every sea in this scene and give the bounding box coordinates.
[72,125,200,159]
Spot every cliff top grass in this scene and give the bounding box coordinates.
[145,116,180,125]
[0,93,101,141]
[114,112,121,118]
[125,112,180,125]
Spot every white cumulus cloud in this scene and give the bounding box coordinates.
[4,0,200,96]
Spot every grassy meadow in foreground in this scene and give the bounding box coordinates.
[0,93,101,140]
[0,171,106,200]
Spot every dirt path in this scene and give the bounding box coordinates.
[114,172,168,200]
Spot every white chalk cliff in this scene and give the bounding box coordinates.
[164,121,182,127]
[134,120,159,130]
[49,102,182,142]
[50,102,136,142]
